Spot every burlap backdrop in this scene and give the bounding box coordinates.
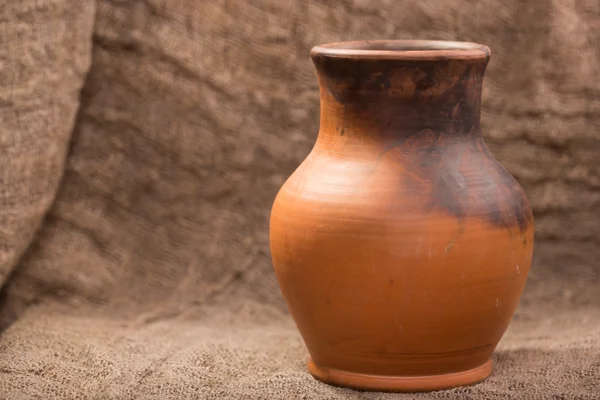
[0,1,599,398]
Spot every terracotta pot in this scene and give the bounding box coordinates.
[269,40,534,392]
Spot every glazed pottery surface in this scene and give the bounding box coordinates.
[270,40,534,392]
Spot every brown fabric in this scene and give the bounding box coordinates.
[0,0,599,398]
[0,0,93,290]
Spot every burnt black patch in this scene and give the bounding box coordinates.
[312,55,394,112]
[473,135,533,232]
[401,133,532,233]
[313,52,532,232]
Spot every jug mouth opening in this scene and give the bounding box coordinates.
[311,40,490,61]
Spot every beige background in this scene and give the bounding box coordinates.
[0,0,598,398]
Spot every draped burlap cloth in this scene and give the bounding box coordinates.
[0,1,599,398]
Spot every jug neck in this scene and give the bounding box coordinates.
[310,41,490,153]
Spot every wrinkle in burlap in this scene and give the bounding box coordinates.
[0,1,599,398]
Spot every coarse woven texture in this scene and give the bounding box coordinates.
[0,0,599,398]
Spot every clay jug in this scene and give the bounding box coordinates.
[269,40,534,392]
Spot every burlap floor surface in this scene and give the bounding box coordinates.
[1,1,599,398]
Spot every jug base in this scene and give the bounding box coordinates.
[307,357,493,392]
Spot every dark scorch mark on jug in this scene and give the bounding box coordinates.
[404,133,533,233]
[312,55,394,112]
[473,135,533,233]
[312,53,532,232]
